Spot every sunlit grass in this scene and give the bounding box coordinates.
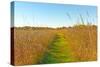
[12,25,97,65]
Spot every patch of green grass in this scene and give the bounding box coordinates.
[40,33,75,64]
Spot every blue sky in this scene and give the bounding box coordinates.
[12,1,97,27]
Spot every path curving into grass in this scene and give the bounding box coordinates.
[40,33,75,64]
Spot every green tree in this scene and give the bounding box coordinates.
[40,33,74,64]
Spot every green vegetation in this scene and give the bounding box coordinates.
[40,33,75,64]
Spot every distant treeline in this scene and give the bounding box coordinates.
[11,25,97,30]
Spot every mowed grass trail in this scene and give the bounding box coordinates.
[40,33,75,64]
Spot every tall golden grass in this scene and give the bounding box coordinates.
[11,25,97,65]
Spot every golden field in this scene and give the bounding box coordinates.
[11,25,97,65]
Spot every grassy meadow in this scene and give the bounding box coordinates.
[11,25,97,65]
[11,2,97,66]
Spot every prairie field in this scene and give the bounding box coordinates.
[11,25,97,65]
